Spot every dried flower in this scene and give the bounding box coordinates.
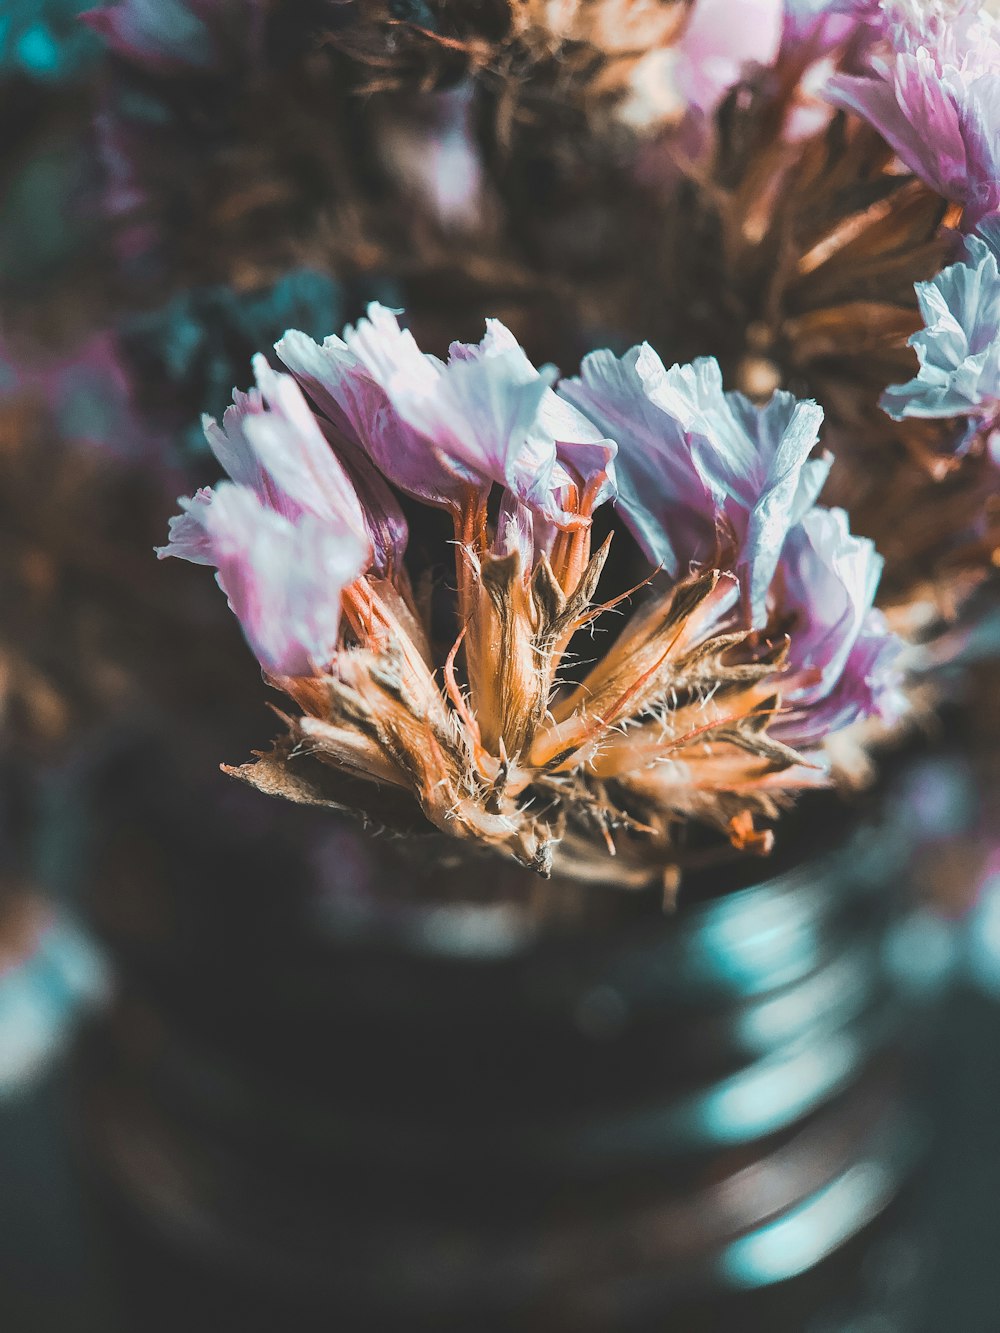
[276,305,616,531]
[162,312,903,880]
[826,0,1000,227]
[881,225,1000,450]
[559,347,830,621]
[770,506,903,747]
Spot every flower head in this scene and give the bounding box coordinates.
[158,357,381,673]
[560,346,830,622]
[826,0,1000,226]
[163,483,368,677]
[163,313,901,880]
[277,304,616,532]
[881,230,1000,447]
[772,507,903,746]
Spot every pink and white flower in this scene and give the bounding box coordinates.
[277,304,616,529]
[560,346,829,622]
[158,357,374,675]
[771,507,904,746]
[826,0,1000,226]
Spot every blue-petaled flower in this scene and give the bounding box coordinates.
[559,346,830,622]
[881,231,1000,446]
[826,0,1000,227]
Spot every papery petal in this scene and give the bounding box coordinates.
[395,342,557,510]
[202,355,398,567]
[453,319,618,516]
[160,481,367,676]
[202,392,275,500]
[825,4,1000,225]
[559,346,719,579]
[277,316,474,510]
[772,507,902,745]
[720,391,830,616]
[241,355,368,531]
[317,424,410,575]
[561,346,828,622]
[881,241,1000,425]
[540,393,618,511]
[158,487,216,564]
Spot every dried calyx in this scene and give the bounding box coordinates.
[160,306,902,883]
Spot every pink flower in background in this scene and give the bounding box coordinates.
[676,0,784,114]
[781,0,877,57]
[779,1,881,142]
[826,0,1000,225]
[0,329,153,461]
[376,84,488,234]
[618,0,783,130]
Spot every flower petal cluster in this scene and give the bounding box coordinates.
[771,508,903,746]
[167,483,368,678]
[163,311,902,878]
[158,356,375,675]
[276,305,616,533]
[881,226,1000,446]
[560,342,900,742]
[560,347,830,621]
[826,0,1000,226]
